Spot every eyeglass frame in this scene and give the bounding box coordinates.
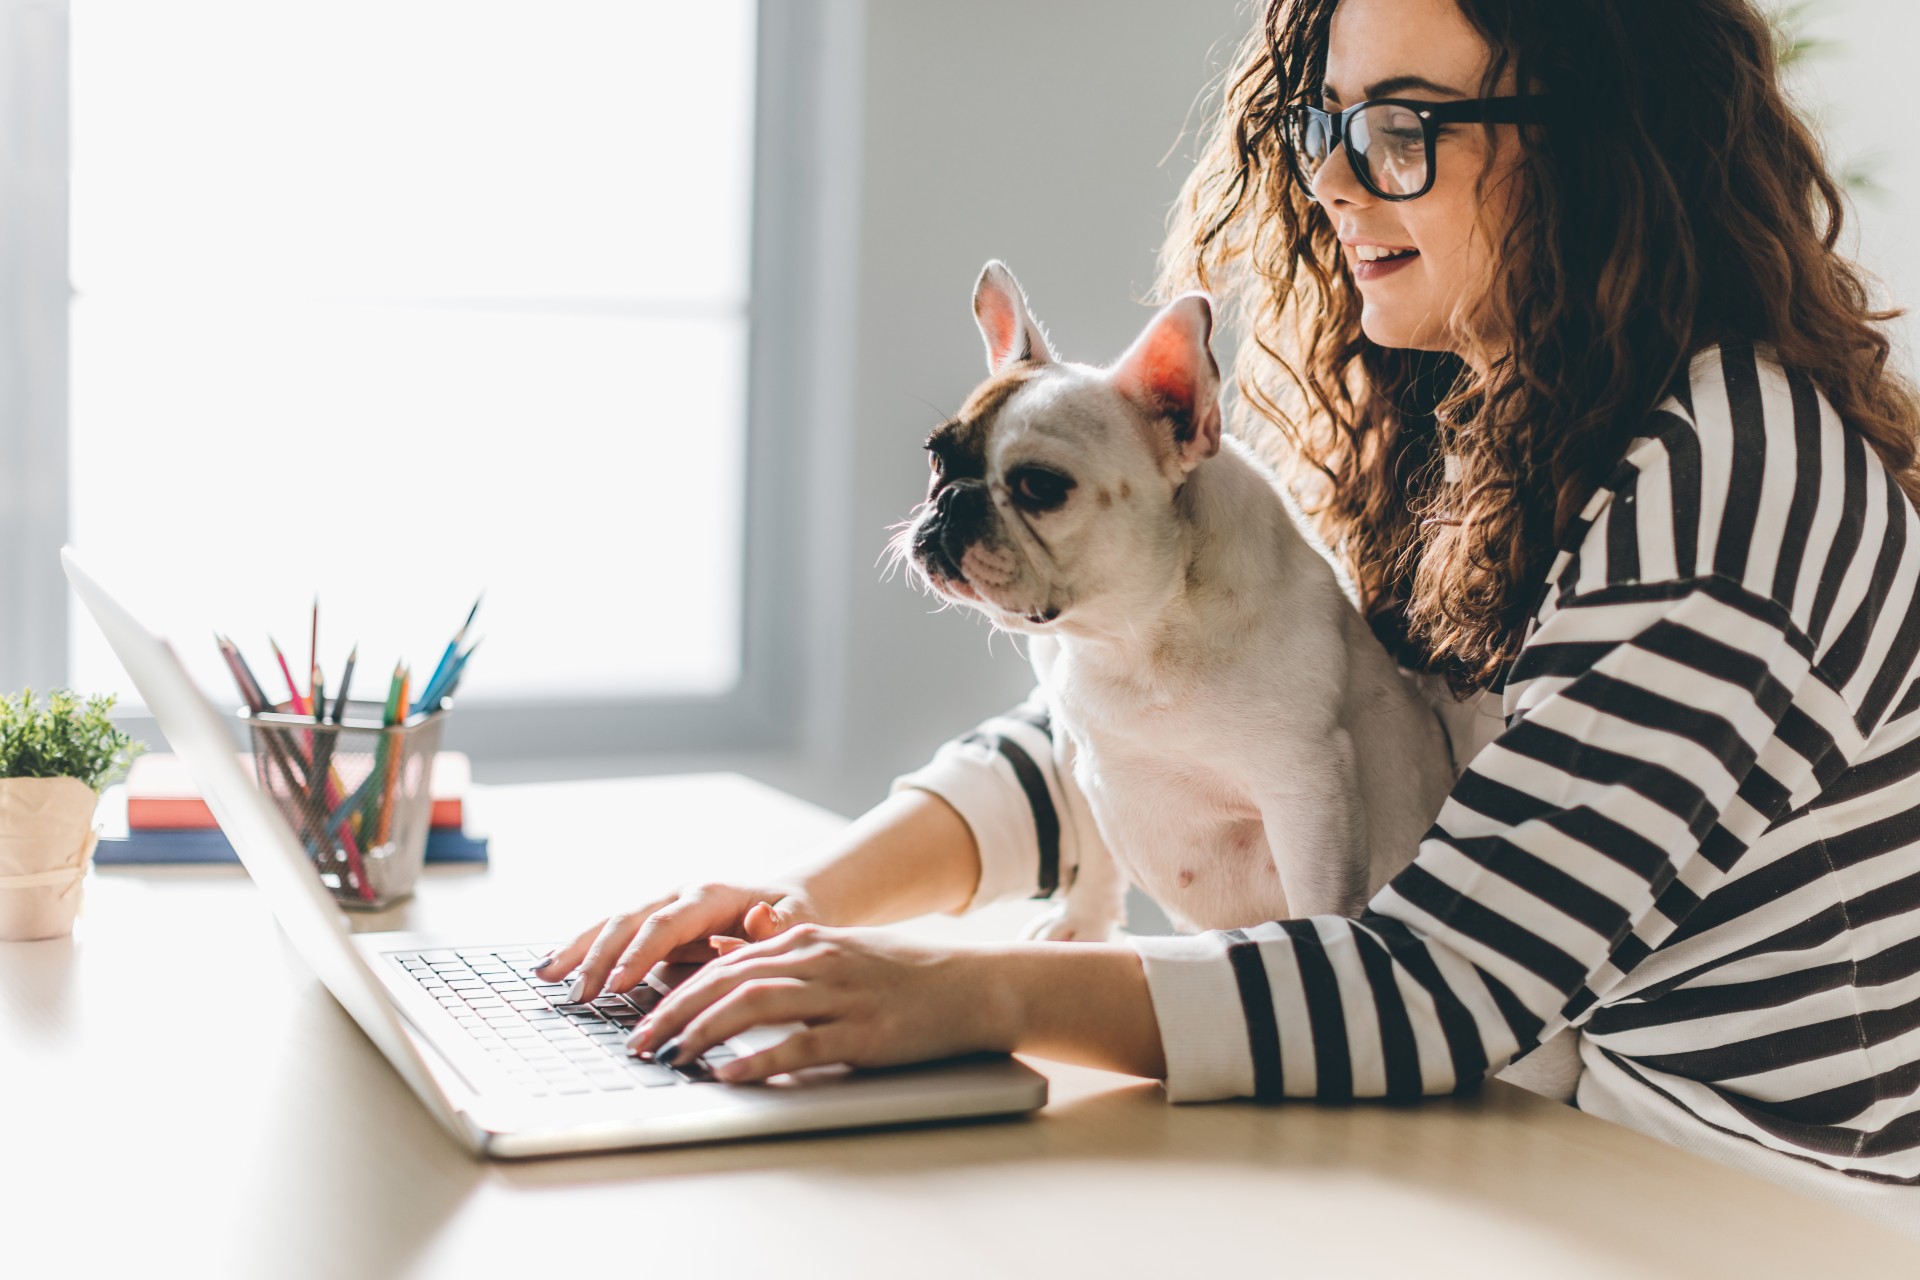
[1285,95,1554,202]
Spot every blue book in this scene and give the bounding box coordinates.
[96,826,489,866]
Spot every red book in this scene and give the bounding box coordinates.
[128,752,469,831]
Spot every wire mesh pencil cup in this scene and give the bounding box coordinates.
[239,700,447,910]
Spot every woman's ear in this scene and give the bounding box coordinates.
[972,260,1057,375]
[1110,293,1221,474]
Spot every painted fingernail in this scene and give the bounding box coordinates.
[656,1038,682,1065]
[607,965,626,987]
[567,975,588,1003]
[528,951,556,974]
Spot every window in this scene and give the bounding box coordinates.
[0,0,829,760]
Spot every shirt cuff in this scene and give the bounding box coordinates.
[890,743,1043,913]
[1129,932,1260,1103]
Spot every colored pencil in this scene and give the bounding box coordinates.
[422,637,483,714]
[308,596,319,705]
[269,638,308,716]
[362,663,406,845]
[413,593,482,716]
[267,636,373,899]
[374,665,409,845]
[330,644,359,725]
[225,635,273,712]
[216,636,320,841]
[311,664,327,726]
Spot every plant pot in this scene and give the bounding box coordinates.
[0,777,102,941]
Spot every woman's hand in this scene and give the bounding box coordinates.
[531,883,816,1002]
[625,924,1013,1083]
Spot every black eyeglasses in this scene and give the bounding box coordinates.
[1285,96,1553,201]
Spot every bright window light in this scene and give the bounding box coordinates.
[67,1,756,707]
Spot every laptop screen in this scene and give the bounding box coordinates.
[61,547,469,1137]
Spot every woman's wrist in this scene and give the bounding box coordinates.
[790,788,983,928]
[972,941,1168,1080]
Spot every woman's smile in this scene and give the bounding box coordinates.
[1345,237,1422,281]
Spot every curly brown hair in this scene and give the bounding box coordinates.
[1159,0,1920,693]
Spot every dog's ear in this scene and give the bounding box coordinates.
[972,261,1057,375]
[1111,293,1221,474]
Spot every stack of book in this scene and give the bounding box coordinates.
[95,752,489,865]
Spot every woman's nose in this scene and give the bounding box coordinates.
[1310,145,1371,210]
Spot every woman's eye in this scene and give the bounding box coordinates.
[1009,467,1074,511]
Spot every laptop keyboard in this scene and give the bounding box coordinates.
[395,948,733,1097]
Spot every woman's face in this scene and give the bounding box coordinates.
[1312,0,1522,355]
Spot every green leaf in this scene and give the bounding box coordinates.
[0,688,145,791]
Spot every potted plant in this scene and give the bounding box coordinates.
[0,690,141,941]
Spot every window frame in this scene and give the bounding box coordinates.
[0,0,849,765]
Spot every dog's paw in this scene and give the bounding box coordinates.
[1020,903,1119,943]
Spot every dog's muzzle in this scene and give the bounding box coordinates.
[913,482,992,583]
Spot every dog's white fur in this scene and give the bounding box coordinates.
[902,260,1453,929]
[897,262,1581,1101]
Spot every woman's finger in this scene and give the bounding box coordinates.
[743,901,781,942]
[631,947,830,1052]
[568,910,657,1001]
[713,1026,846,1084]
[597,892,744,998]
[651,978,822,1066]
[526,915,607,979]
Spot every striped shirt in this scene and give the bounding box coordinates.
[892,343,1920,1220]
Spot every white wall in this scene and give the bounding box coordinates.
[1790,0,1920,378]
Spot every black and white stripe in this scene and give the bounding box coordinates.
[897,342,1920,1191]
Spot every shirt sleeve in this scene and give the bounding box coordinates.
[889,682,1108,913]
[1130,572,1865,1102]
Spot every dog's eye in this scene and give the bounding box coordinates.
[1009,467,1074,512]
[923,444,942,476]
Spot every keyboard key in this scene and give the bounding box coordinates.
[673,1058,717,1084]
[625,1062,681,1087]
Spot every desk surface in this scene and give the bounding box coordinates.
[4,773,1916,1278]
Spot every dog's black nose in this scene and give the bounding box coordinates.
[935,482,990,568]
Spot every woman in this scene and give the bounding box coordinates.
[537,0,1920,1220]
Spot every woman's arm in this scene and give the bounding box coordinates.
[627,929,1168,1082]
[548,680,1090,1003]
[788,787,984,926]
[540,787,986,1001]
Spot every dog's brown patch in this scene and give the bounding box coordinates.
[1097,487,1112,508]
[1118,479,1131,500]
[925,365,1048,481]
[1177,869,1195,888]
[956,364,1046,430]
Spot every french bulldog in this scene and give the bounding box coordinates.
[896,259,1455,939]
[892,260,1584,1101]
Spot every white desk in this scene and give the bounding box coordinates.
[4,774,1916,1278]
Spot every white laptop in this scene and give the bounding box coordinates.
[63,547,1047,1158]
